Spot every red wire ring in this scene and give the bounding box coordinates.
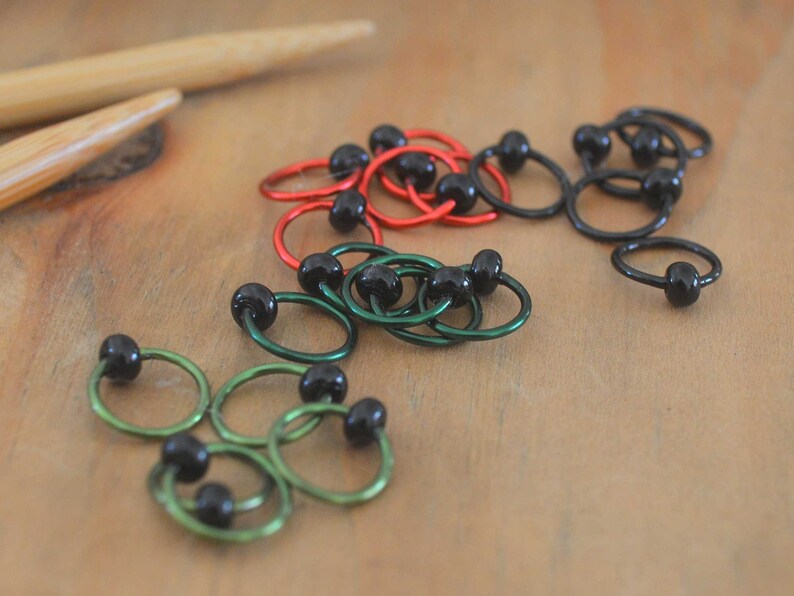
[376,129,469,201]
[259,158,362,202]
[359,145,461,229]
[273,200,384,270]
[404,151,512,227]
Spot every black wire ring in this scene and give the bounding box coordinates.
[565,170,674,242]
[469,145,570,218]
[611,237,722,307]
[615,107,713,159]
[581,117,688,200]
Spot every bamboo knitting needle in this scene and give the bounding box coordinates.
[0,89,182,212]
[0,20,375,128]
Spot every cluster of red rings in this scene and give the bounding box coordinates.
[260,125,512,270]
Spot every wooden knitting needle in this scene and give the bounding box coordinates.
[0,20,375,128]
[0,89,182,212]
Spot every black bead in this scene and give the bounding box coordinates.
[355,263,403,307]
[329,143,370,181]
[573,124,611,166]
[640,168,683,210]
[435,173,478,215]
[497,130,530,174]
[664,262,701,307]
[99,334,142,382]
[299,363,348,404]
[629,126,661,169]
[395,152,436,191]
[329,189,367,233]
[230,283,278,331]
[470,249,503,295]
[297,253,344,297]
[195,482,234,529]
[426,267,473,309]
[343,398,387,448]
[369,124,407,155]
[161,433,209,483]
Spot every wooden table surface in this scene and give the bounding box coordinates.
[1,1,792,594]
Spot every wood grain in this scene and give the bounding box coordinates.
[0,1,792,595]
[0,89,181,211]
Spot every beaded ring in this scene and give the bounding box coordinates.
[565,169,682,242]
[402,153,512,227]
[231,283,357,363]
[87,335,210,438]
[573,117,688,199]
[149,435,292,542]
[376,147,483,203]
[340,254,453,328]
[273,198,384,270]
[416,266,532,341]
[611,236,722,307]
[259,143,370,201]
[370,265,485,347]
[469,130,571,219]
[267,399,394,506]
[358,145,461,228]
[149,442,274,514]
[304,243,400,310]
[211,362,348,447]
[615,107,713,160]
[369,124,469,159]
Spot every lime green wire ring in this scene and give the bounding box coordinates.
[242,292,357,364]
[211,362,329,448]
[418,268,532,341]
[87,348,210,439]
[340,254,452,329]
[370,266,485,347]
[150,442,292,542]
[148,442,274,513]
[267,402,394,506]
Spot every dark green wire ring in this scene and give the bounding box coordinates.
[87,348,210,439]
[316,242,400,313]
[242,292,357,364]
[325,241,397,261]
[418,268,532,341]
[150,442,292,542]
[148,442,275,513]
[371,267,484,347]
[340,254,452,329]
[267,402,394,506]
[211,362,328,448]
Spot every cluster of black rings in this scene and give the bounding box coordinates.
[231,242,532,361]
[566,107,721,305]
[88,334,393,542]
[463,107,722,306]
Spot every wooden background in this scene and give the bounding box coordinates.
[1,1,792,594]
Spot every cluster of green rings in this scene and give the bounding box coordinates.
[315,242,532,346]
[90,351,393,541]
[88,348,210,438]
